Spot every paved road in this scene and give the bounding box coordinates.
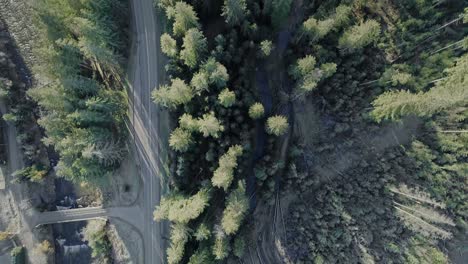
[128,0,169,263]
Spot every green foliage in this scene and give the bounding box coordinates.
[2,113,17,122]
[212,145,243,191]
[290,55,336,93]
[222,0,247,26]
[201,57,229,88]
[10,246,25,264]
[221,180,249,235]
[233,235,245,258]
[302,4,352,41]
[194,223,211,241]
[218,88,236,107]
[180,28,207,69]
[167,223,192,264]
[179,113,199,132]
[266,115,289,136]
[169,127,193,152]
[196,112,224,138]
[260,40,274,57]
[371,53,468,122]
[188,248,214,264]
[82,220,111,261]
[161,33,178,58]
[167,1,200,37]
[338,19,381,51]
[191,71,209,93]
[32,0,129,183]
[152,78,194,108]
[248,102,265,119]
[154,188,211,224]
[269,0,292,28]
[13,164,48,183]
[213,235,230,260]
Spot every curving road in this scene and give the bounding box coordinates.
[127,0,169,263]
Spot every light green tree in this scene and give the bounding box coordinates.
[194,223,211,241]
[179,113,199,131]
[221,180,249,235]
[154,188,211,224]
[338,19,381,51]
[260,40,274,57]
[218,88,236,107]
[248,102,265,119]
[168,1,200,36]
[169,127,193,152]
[188,248,213,264]
[202,58,229,87]
[180,28,207,68]
[191,71,210,93]
[222,0,247,26]
[212,145,243,190]
[161,33,178,58]
[152,78,194,108]
[197,112,224,138]
[213,235,230,260]
[167,223,192,264]
[233,235,246,258]
[371,53,468,122]
[266,115,289,136]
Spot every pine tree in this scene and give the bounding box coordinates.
[154,188,211,224]
[221,180,249,235]
[202,57,229,87]
[213,235,230,260]
[212,145,243,190]
[248,102,265,119]
[222,0,247,26]
[371,53,468,122]
[233,235,246,258]
[194,223,211,241]
[260,40,274,57]
[161,33,178,58]
[180,28,207,68]
[197,112,224,138]
[266,115,289,136]
[270,0,292,28]
[179,113,199,132]
[169,127,193,152]
[218,88,236,107]
[152,78,194,108]
[168,1,200,37]
[191,71,210,93]
[338,19,381,51]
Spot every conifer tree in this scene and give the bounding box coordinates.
[161,33,178,58]
[218,88,236,107]
[260,40,274,57]
[168,1,200,37]
[169,127,193,152]
[212,145,243,190]
[197,112,224,138]
[152,78,194,108]
[202,57,229,87]
[338,19,381,51]
[222,0,247,26]
[213,235,230,260]
[248,102,265,119]
[154,188,210,224]
[180,28,207,68]
[221,180,249,235]
[266,115,289,136]
[371,53,468,122]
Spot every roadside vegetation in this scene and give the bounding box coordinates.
[154,0,467,263]
[82,220,113,264]
[30,0,130,184]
